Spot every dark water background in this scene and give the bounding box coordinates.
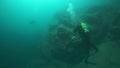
[0,0,120,68]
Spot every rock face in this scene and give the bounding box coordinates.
[79,5,120,45]
[40,2,120,68]
[47,11,98,64]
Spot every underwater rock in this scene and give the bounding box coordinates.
[53,11,75,28]
[79,5,120,44]
[48,11,98,65]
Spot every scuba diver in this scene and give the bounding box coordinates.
[50,1,98,65]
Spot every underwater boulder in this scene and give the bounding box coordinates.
[48,11,98,65]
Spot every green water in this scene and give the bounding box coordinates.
[0,0,120,68]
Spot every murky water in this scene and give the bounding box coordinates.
[0,0,120,68]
